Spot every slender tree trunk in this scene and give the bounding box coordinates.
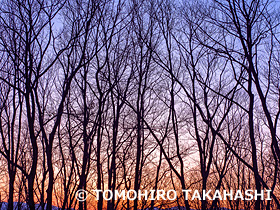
[108,105,120,210]
[97,97,104,210]
[248,71,261,210]
[46,147,54,210]
[133,107,142,210]
[26,93,38,210]
[28,163,37,210]
[8,166,16,210]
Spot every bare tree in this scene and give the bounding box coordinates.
[190,0,280,208]
[0,0,280,210]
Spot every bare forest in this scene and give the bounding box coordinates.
[0,0,280,209]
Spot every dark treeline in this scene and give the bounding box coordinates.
[0,0,279,209]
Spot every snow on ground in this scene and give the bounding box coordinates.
[0,202,62,210]
[0,203,232,210]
